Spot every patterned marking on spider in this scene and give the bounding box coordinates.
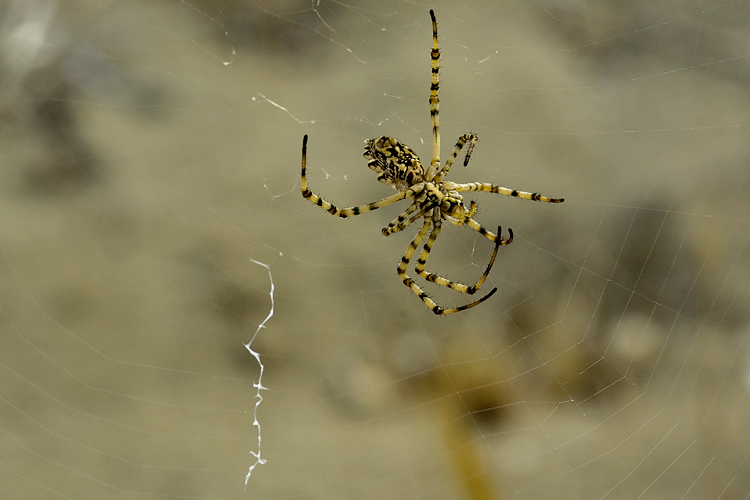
[300,10,563,315]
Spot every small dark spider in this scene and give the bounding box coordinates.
[300,10,563,315]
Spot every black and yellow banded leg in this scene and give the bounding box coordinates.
[383,205,434,236]
[397,221,445,313]
[434,133,478,184]
[301,135,417,217]
[455,182,564,203]
[426,9,441,181]
[382,202,422,236]
[465,218,514,247]
[416,220,504,296]
[399,220,501,315]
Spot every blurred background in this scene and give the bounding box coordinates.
[1,1,749,499]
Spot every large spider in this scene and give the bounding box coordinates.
[300,10,564,315]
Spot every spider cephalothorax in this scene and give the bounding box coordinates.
[300,10,564,315]
[364,136,475,226]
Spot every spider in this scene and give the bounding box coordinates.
[300,10,564,315]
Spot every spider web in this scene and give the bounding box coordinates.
[1,0,749,499]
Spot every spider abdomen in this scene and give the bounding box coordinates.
[364,136,425,191]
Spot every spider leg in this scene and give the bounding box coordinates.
[398,216,499,315]
[463,219,514,247]
[425,9,442,181]
[433,133,478,183]
[416,218,503,295]
[453,182,564,203]
[397,220,446,314]
[301,135,419,217]
[438,287,498,314]
[383,203,433,236]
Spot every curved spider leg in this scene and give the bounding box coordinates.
[433,133,478,184]
[454,181,565,203]
[416,219,503,295]
[437,287,498,315]
[425,9,442,181]
[397,218,496,315]
[301,135,418,217]
[464,219,514,247]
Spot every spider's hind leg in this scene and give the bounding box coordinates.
[397,219,498,315]
[439,287,498,315]
[416,221,506,296]
[397,220,446,314]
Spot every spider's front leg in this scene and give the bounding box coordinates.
[432,133,478,183]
